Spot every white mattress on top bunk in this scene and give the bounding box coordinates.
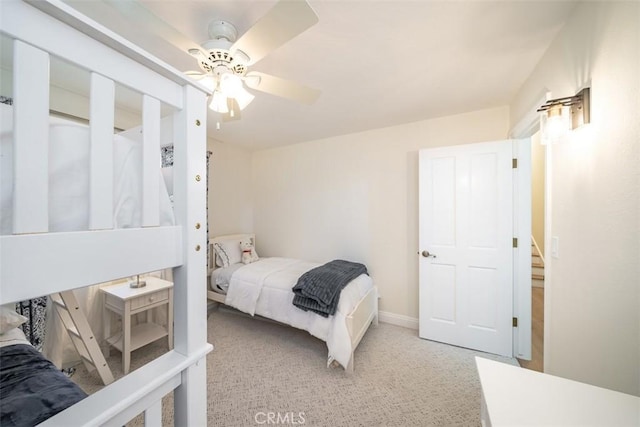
[0,102,174,235]
[211,257,374,368]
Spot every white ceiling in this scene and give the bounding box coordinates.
[62,0,579,150]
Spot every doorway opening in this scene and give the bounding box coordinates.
[518,131,545,372]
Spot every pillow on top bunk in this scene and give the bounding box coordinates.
[0,305,27,334]
[213,240,243,268]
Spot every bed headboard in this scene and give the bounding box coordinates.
[208,233,256,275]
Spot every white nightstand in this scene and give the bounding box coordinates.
[102,277,174,375]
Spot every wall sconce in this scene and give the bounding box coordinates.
[537,88,590,144]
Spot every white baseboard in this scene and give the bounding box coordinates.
[378,310,419,330]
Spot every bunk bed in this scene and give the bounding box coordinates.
[207,234,378,372]
[0,0,213,425]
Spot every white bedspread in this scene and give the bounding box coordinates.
[225,257,374,368]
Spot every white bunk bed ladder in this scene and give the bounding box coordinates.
[51,291,115,386]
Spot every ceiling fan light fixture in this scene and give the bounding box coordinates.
[199,75,216,92]
[209,90,229,114]
[231,49,250,67]
[234,86,255,110]
[185,0,321,122]
[219,73,243,97]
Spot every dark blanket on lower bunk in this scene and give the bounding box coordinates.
[0,344,87,427]
[292,259,368,317]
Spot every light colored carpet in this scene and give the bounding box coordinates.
[71,306,517,426]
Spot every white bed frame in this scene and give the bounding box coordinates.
[206,234,378,372]
[0,1,212,425]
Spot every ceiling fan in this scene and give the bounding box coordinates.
[186,0,322,122]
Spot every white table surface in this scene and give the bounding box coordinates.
[476,357,640,426]
[101,276,173,300]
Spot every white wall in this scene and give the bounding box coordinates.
[207,138,254,237]
[252,107,509,321]
[1,67,142,130]
[510,1,639,396]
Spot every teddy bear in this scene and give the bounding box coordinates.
[239,239,259,264]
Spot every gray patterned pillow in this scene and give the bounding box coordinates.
[213,240,242,268]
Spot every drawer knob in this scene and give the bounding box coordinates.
[149,296,155,302]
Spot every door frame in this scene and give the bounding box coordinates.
[512,138,532,360]
[510,90,550,363]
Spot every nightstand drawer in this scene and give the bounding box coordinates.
[131,289,169,311]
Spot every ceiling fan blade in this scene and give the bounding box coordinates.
[231,0,319,66]
[245,71,320,105]
[185,72,217,92]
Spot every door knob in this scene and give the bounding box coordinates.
[421,250,436,258]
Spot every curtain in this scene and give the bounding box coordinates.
[15,298,47,351]
[161,145,173,167]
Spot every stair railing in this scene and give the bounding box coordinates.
[531,235,545,266]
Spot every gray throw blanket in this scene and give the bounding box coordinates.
[292,260,368,317]
[0,344,87,426]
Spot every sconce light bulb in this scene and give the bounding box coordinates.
[548,104,563,118]
[541,105,571,145]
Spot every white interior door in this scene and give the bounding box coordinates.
[418,140,513,357]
